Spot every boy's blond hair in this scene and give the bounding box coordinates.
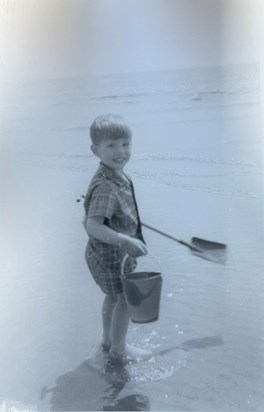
[90,114,132,145]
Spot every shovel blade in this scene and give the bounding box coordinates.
[192,237,227,250]
[190,237,227,264]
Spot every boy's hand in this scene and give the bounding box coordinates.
[86,216,147,257]
[122,236,148,257]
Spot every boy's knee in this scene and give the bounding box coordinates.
[117,293,128,308]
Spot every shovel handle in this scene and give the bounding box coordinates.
[142,223,202,253]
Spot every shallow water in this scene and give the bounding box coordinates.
[1,64,264,411]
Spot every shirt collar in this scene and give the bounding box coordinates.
[97,162,131,187]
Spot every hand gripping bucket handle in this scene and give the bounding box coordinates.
[121,253,163,323]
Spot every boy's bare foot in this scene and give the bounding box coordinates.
[101,342,111,353]
[109,344,151,362]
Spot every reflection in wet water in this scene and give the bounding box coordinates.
[40,336,224,411]
[41,348,150,411]
[155,335,224,357]
[102,394,150,411]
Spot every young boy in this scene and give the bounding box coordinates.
[83,114,149,361]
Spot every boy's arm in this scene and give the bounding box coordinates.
[85,216,147,257]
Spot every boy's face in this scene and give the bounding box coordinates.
[92,136,131,172]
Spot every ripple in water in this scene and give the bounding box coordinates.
[129,361,176,382]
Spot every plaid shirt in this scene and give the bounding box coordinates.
[84,162,143,294]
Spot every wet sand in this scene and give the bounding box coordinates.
[1,155,264,411]
[1,66,264,410]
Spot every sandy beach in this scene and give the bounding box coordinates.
[1,65,264,411]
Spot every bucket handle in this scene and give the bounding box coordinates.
[121,253,162,277]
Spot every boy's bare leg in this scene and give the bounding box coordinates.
[109,293,151,360]
[102,294,117,349]
[110,292,130,356]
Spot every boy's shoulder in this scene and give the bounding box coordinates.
[88,171,114,192]
[87,166,122,195]
[84,173,116,212]
[89,163,130,190]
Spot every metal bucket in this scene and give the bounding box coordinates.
[121,254,162,323]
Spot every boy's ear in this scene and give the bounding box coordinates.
[91,144,99,157]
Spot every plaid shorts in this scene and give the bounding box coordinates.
[85,240,136,294]
[84,162,141,294]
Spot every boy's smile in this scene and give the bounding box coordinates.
[92,136,131,173]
